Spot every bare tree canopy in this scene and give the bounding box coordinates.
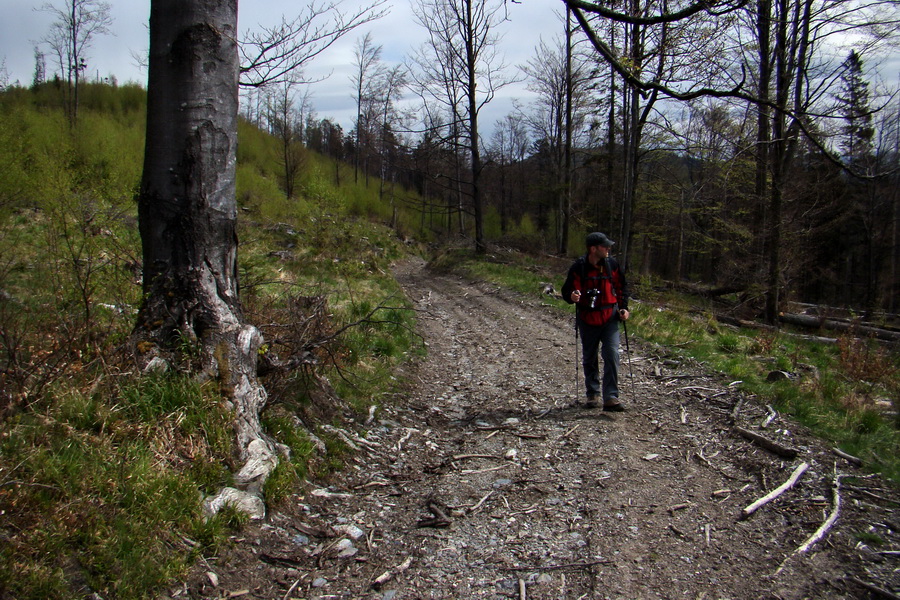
[38,0,113,123]
[239,0,389,87]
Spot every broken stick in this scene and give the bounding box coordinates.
[740,462,809,519]
[733,425,799,459]
[774,468,844,577]
[831,447,862,466]
[372,556,414,588]
[796,470,842,554]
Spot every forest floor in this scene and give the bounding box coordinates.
[172,257,899,600]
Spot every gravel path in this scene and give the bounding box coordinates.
[173,258,898,600]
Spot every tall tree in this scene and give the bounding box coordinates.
[836,50,875,170]
[409,0,514,253]
[521,20,594,254]
[564,0,728,266]
[134,0,275,516]
[269,81,310,199]
[351,33,386,185]
[564,0,900,319]
[40,0,113,124]
[487,113,529,235]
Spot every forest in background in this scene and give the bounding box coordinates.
[4,0,899,318]
[232,0,900,318]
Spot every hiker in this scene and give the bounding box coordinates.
[563,232,630,411]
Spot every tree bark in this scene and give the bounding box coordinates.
[134,0,277,511]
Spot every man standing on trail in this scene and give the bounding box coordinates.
[563,232,630,410]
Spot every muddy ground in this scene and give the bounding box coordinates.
[171,258,898,600]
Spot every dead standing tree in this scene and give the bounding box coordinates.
[39,0,113,125]
[133,0,384,517]
[409,0,516,254]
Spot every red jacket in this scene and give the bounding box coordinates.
[563,256,628,326]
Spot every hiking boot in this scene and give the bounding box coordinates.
[584,397,600,409]
[603,400,625,412]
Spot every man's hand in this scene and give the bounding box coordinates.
[571,290,581,303]
[619,309,630,321]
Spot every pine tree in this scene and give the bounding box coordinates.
[835,50,875,172]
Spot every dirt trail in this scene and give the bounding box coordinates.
[176,258,898,600]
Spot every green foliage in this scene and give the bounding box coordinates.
[0,373,235,600]
[0,81,423,599]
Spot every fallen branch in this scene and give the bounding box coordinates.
[774,468,844,576]
[453,453,504,461]
[467,491,493,514]
[831,447,862,467]
[795,470,842,554]
[512,432,547,440]
[733,426,799,459]
[845,577,900,600]
[561,424,580,439]
[740,462,809,519]
[845,484,900,505]
[372,556,414,589]
[417,499,452,528]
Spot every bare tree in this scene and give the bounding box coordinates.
[566,0,738,267]
[239,0,388,88]
[351,33,387,185]
[564,0,900,320]
[374,64,409,225]
[134,0,277,517]
[268,81,310,199]
[409,0,516,253]
[521,22,595,254]
[39,0,113,124]
[487,113,530,235]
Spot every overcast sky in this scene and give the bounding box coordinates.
[3,0,896,139]
[0,0,565,135]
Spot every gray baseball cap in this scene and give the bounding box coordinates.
[585,232,615,247]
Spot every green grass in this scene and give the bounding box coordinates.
[632,306,900,481]
[0,374,240,600]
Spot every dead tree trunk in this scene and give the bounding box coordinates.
[132,0,278,515]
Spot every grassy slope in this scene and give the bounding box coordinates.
[0,84,424,599]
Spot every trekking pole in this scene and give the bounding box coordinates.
[574,310,580,404]
[621,314,635,393]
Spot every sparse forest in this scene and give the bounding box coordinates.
[239,0,900,317]
[0,0,898,598]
